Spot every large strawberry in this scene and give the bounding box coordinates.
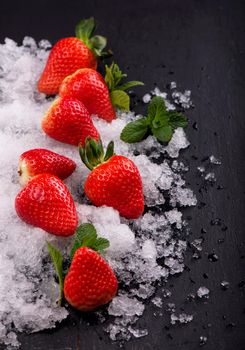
[79,138,144,219]
[41,96,100,146]
[59,63,144,122]
[47,223,118,311]
[15,174,78,236]
[18,148,76,186]
[38,17,110,95]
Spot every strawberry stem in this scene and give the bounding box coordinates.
[75,17,112,58]
[79,138,114,170]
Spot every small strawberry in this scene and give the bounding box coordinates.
[15,173,78,236]
[47,223,118,311]
[18,148,76,186]
[38,17,111,95]
[79,138,144,219]
[41,96,100,146]
[59,63,144,122]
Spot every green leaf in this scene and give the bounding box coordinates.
[75,17,96,44]
[104,141,114,161]
[90,35,107,56]
[147,96,167,124]
[47,242,64,306]
[110,90,130,111]
[70,223,110,258]
[168,111,188,129]
[93,237,110,252]
[70,223,97,259]
[151,125,173,143]
[120,118,149,143]
[105,63,127,91]
[116,81,144,91]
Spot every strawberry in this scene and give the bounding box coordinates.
[79,138,144,219]
[18,148,76,186]
[15,174,78,236]
[38,17,110,95]
[41,96,100,146]
[59,63,144,122]
[47,223,118,311]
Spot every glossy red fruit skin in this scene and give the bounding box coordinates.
[84,155,144,219]
[64,247,118,311]
[15,174,78,236]
[19,149,76,183]
[42,97,100,146]
[59,68,116,122]
[38,37,97,95]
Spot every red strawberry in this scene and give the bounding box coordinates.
[47,223,117,311]
[18,148,76,186]
[41,96,100,146]
[79,139,144,219]
[15,174,78,236]
[64,247,118,311]
[38,17,110,95]
[60,68,116,122]
[59,63,144,122]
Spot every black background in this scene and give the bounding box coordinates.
[1,0,245,349]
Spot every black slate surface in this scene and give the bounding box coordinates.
[1,0,245,349]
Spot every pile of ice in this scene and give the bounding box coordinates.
[0,37,197,347]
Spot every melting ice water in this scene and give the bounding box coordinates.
[0,37,197,347]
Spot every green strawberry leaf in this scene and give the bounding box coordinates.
[116,81,144,91]
[120,118,149,143]
[90,35,107,56]
[110,90,130,111]
[75,17,96,44]
[93,237,110,252]
[151,125,173,143]
[168,111,188,129]
[47,242,64,306]
[70,223,110,258]
[104,141,115,161]
[70,223,97,259]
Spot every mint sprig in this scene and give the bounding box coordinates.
[47,242,64,306]
[120,96,188,144]
[105,63,144,111]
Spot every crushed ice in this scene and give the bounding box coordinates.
[0,38,198,347]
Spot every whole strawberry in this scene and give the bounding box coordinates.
[79,138,144,219]
[47,223,118,311]
[18,148,76,186]
[59,63,144,122]
[41,96,100,146]
[38,17,110,95]
[15,174,78,236]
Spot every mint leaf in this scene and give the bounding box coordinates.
[75,17,96,44]
[151,125,173,143]
[117,81,144,91]
[120,118,149,143]
[168,112,188,129]
[147,96,167,123]
[70,223,97,259]
[47,242,64,305]
[110,90,130,111]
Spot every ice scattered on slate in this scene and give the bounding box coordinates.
[209,155,221,165]
[142,93,151,103]
[170,313,193,325]
[220,281,230,290]
[204,172,216,182]
[197,166,205,174]
[172,89,193,109]
[197,287,210,299]
[164,128,190,158]
[200,335,208,346]
[170,81,177,89]
[0,38,197,346]
[151,297,163,308]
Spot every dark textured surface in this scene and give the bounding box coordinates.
[1,0,245,349]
